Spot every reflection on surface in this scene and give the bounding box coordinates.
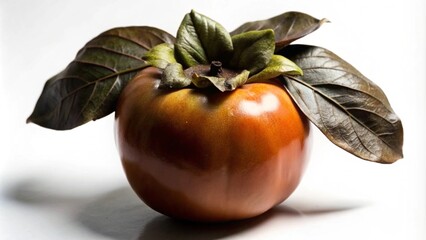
[76,187,365,240]
[77,187,302,240]
[4,178,367,240]
[4,177,93,208]
[76,187,159,240]
[139,213,276,240]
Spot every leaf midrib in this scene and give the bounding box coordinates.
[52,64,148,125]
[285,75,397,157]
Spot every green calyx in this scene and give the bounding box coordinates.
[143,10,302,92]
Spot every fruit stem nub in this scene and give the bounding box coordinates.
[209,61,223,76]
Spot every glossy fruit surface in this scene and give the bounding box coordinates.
[115,67,311,222]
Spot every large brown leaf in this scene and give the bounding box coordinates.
[280,45,403,163]
[231,11,328,51]
[27,26,175,130]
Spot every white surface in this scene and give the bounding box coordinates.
[1,0,425,239]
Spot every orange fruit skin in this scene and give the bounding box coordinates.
[115,67,311,222]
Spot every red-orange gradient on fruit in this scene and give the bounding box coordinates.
[115,67,311,222]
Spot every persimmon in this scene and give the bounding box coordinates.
[28,10,403,223]
[115,67,310,221]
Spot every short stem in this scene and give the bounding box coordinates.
[209,61,223,76]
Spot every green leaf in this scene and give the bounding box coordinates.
[175,10,233,68]
[193,70,250,92]
[160,63,192,89]
[143,43,176,69]
[247,55,302,83]
[230,29,275,75]
[231,11,328,51]
[279,45,403,163]
[223,70,250,91]
[27,26,175,130]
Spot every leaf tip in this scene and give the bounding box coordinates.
[320,18,331,25]
[26,110,40,125]
[26,116,33,124]
[190,9,198,15]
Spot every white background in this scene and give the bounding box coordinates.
[1,0,425,239]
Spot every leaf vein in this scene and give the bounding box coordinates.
[72,60,117,73]
[98,34,151,51]
[286,75,394,153]
[82,45,144,61]
[57,65,148,122]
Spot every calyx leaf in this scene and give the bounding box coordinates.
[152,10,288,91]
[231,11,328,51]
[161,63,192,88]
[175,10,233,68]
[279,45,403,163]
[143,43,176,69]
[27,26,174,130]
[230,29,275,74]
[247,55,302,83]
[193,70,250,92]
